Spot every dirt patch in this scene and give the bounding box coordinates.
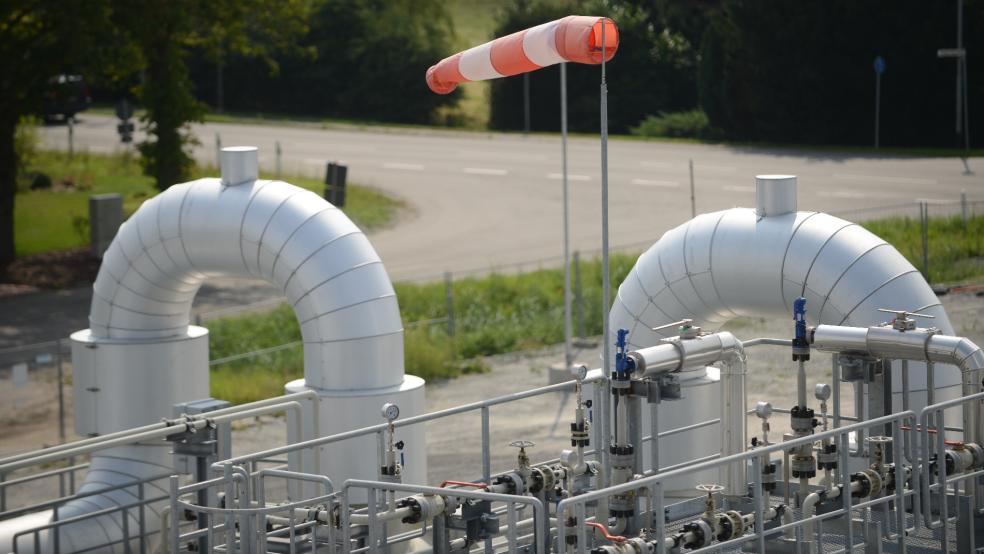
[2,247,100,293]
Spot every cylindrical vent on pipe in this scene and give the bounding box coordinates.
[221,146,259,186]
[755,174,797,217]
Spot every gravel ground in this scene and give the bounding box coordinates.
[228,290,984,486]
[2,291,982,509]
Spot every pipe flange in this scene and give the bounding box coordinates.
[725,510,744,538]
[857,468,882,497]
[532,466,552,493]
[683,519,713,548]
[967,442,984,470]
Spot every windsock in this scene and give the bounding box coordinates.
[426,16,618,94]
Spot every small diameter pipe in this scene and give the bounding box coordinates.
[0,390,317,467]
[439,481,488,490]
[586,521,626,542]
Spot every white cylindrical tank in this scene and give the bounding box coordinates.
[44,146,423,552]
[610,175,959,492]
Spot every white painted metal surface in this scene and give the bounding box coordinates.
[55,146,422,552]
[610,175,960,489]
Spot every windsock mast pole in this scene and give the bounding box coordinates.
[600,19,611,379]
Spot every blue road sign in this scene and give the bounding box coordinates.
[874,56,886,75]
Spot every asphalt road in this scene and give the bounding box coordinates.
[43,114,982,282]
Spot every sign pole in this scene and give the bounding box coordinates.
[873,56,885,149]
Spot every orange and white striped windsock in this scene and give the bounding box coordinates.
[426,16,618,95]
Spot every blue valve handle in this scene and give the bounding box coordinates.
[792,296,810,361]
[793,297,807,340]
[614,328,635,376]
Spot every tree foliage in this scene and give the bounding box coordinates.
[113,0,313,190]
[699,0,984,147]
[190,0,461,124]
[0,0,127,269]
[489,0,982,148]
[488,0,715,134]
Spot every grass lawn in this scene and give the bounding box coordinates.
[864,215,984,284]
[14,150,404,257]
[207,213,984,404]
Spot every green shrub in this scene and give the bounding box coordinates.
[631,110,712,139]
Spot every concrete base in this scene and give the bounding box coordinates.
[285,374,427,496]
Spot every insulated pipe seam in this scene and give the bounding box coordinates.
[280,230,362,296]
[175,182,204,280]
[290,259,381,308]
[655,251,702,332]
[837,269,918,326]
[706,211,740,319]
[301,328,404,346]
[816,241,890,323]
[237,179,272,278]
[793,219,854,315]
[778,211,821,314]
[252,188,302,277]
[680,221,718,318]
[297,293,398,325]
[268,205,336,281]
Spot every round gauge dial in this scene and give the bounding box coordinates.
[381,403,400,421]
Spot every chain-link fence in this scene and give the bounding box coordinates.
[0,340,73,455]
[3,195,982,454]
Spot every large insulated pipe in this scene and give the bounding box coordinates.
[609,174,959,484]
[812,325,984,443]
[628,331,747,495]
[14,147,425,553]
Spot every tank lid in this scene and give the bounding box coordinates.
[220,146,259,186]
[755,174,797,217]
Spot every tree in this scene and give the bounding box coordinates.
[112,0,314,191]
[0,0,127,271]
[189,0,461,125]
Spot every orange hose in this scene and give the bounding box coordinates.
[900,425,963,446]
[439,480,490,490]
[585,521,626,543]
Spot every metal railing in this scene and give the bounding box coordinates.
[556,411,918,554]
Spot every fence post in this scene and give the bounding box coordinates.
[961,190,968,224]
[573,251,584,340]
[689,158,696,218]
[215,133,222,168]
[444,272,455,358]
[275,140,282,180]
[56,339,66,443]
[920,202,930,280]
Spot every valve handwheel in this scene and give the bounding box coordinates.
[696,483,725,494]
[509,440,536,449]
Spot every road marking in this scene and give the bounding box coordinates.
[630,178,679,187]
[700,164,736,172]
[464,167,508,176]
[832,173,938,185]
[723,185,756,193]
[915,197,953,204]
[383,162,425,171]
[818,190,868,199]
[547,173,590,181]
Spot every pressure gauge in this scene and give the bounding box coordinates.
[571,364,588,381]
[814,383,832,402]
[755,401,772,420]
[381,403,400,421]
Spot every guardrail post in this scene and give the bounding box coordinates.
[444,271,455,361]
[56,339,65,443]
